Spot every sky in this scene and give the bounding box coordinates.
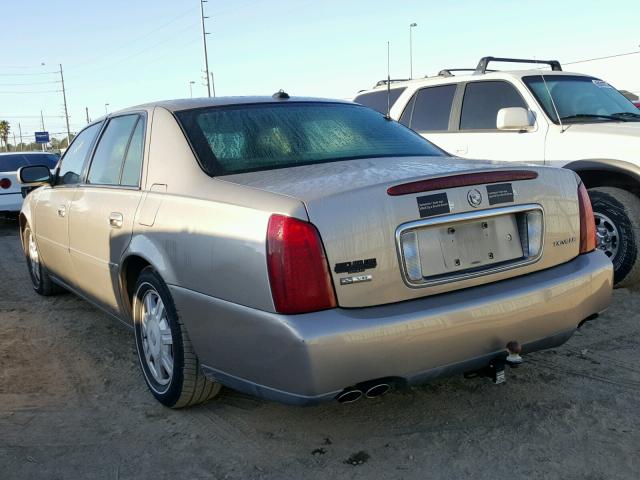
[1,0,638,143]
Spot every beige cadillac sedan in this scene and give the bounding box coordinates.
[17,95,612,408]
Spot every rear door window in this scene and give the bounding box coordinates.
[87,115,140,185]
[354,88,406,114]
[120,118,145,186]
[57,122,103,185]
[460,81,527,130]
[404,84,457,132]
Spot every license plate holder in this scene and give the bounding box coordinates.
[418,214,523,276]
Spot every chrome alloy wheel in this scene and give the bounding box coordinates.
[594,212,620,259]
[140,289,174,387]
[28,229,41,285]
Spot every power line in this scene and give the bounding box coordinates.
[0,89,62,94]
[565,50,640,65]
[65,6,199,71]
[0,71,58,76]
[0,80,61,86]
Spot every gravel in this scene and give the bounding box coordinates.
[1,217,638,479]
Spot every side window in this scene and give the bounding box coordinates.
[120,118,145,186]
[57,122,102,185]
[407,84,457,132]
[87,115,139,185]
[353,87,406,114]
[398,93,416,126]
[460,81,527,130]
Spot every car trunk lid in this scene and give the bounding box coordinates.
[222,156,581,308]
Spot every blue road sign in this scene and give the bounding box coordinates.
[35,131,50,144]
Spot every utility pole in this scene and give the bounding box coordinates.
[200,0,212,97]
[85,107,90,124]
[210,72,216,97]
[59,64,71,146]
[18,123,23,151]
[40,110,45,151]
[12,131,16,152]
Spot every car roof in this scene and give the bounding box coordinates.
[109,96,354,117]
[360,69,597,93]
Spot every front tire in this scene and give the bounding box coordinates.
[133,267,221,408]
[588,187,640,287]
[23,224,64,296]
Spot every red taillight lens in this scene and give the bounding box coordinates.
[578,182,596,254]
[0,178,11,189]
[266,214,337,314]
[387,170,538,196]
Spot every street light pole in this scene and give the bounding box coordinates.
[409,23,417,79]
[189,81,195,98]
[18,123,23,151]
[200,0,212,97]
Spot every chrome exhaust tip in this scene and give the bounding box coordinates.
[337,388,363,404]
[365,383,391,398]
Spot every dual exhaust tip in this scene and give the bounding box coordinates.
[336,382,391,403]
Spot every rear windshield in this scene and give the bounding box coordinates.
[0,153,58,172]
[175,102,443,176]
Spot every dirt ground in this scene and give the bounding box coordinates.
[1,217,639,480]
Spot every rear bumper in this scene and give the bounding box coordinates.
[0,192,23,212]
[170,250,612,405]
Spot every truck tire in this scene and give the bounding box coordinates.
[132,267,222,408]
[588,187,640,287]
[23,224,65,296]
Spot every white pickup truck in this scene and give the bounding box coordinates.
[355,56,640,286]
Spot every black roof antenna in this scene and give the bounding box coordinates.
[385,41,392,120]
[272,89,290,100]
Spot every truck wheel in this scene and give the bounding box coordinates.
[23,224,64,296]
[132,267,222,408]
[588,187,640,287]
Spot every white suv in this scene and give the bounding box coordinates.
[354,56,640,286]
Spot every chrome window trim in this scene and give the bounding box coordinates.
[395,203,545,288]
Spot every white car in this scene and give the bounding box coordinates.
[0,152,59,214]
[354,56,640,287]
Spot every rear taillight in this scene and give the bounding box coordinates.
[266,214,337,314]
[0,178,11,189]
[578,182,596,254]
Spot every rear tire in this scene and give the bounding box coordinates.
[23,224,65,296]
[588,187,640,287]
[132,267,221,408]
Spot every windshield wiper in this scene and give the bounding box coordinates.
[559,114,628,122]
[611,111,640,120]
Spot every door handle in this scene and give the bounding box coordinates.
[57,205,66,217]
[109,212,123,229]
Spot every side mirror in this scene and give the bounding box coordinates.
[17,165,52,186]
[497,107,535,131]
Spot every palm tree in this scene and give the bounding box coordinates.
[0,120,10,151]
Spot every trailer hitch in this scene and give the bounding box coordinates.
[464,341,523,384]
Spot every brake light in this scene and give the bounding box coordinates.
[266,214,337,314]
[577,182,596,254]
[387,170,538,196]
[0,178,11,189]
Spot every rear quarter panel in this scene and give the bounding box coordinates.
[126,106,307,312]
